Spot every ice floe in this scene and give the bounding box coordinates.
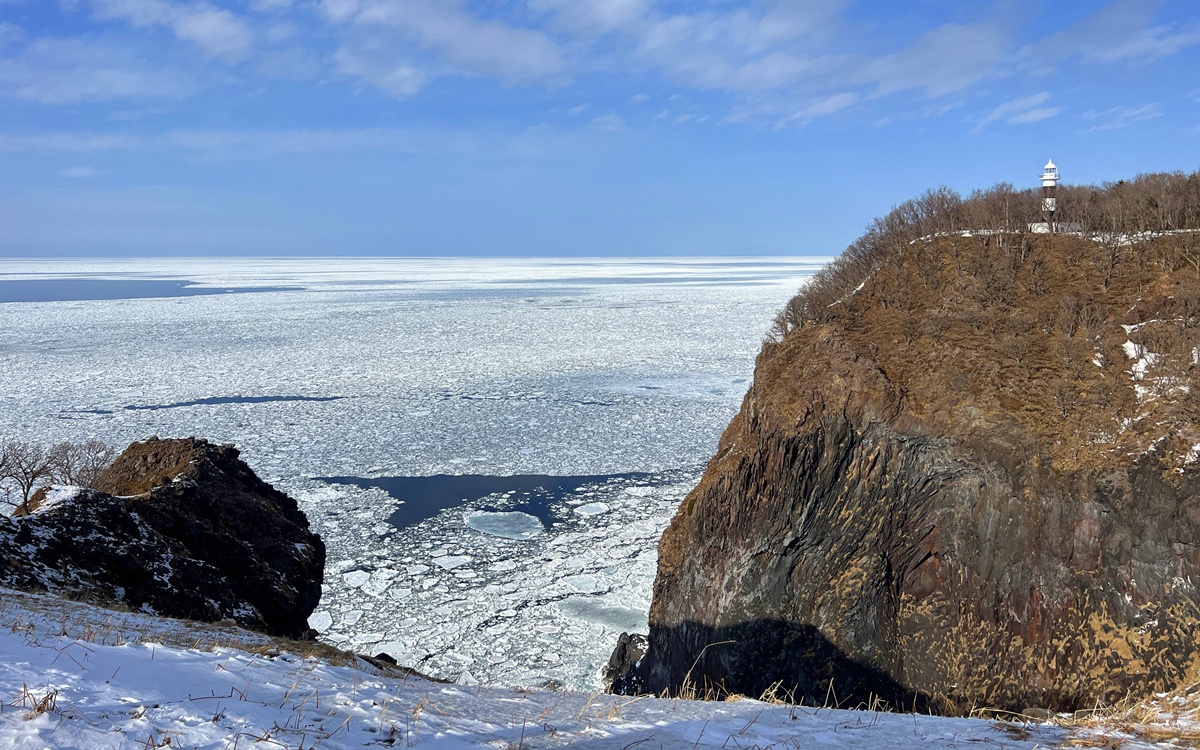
[465,509,544,539]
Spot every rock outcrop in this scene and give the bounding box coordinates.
[0,437,324,638]
[612,229,1200,714]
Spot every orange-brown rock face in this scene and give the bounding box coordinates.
[612,301,1200,715]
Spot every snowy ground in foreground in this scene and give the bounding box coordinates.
[0,589,1107,749]
[0,257,828,690]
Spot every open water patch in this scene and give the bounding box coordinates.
[124,395,344,411]
[318,472,663,529]
[59,395,344,417]
[0,278,302,303]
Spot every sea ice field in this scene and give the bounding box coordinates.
[0,256,825,690]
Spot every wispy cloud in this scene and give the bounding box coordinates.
[91,0,255,63]
[0,21,23,46]
[0,36,188,104]
[972,92,1060,133]
[245,0,292,11]
[1022,0,1200,68]
[1082,103,1164,131]
[58,166,104,177]
[591,113,625,132]
[0,126,533,156]
[5,0,1198,134]
[332,41,426,97]
[773,91,858,128]
[322,0,564,95]
[863,15,1015,98]
[0,132,145,151]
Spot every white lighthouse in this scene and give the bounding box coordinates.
[1040,158,1058,231]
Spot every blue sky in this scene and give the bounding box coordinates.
[1,0,1198,257]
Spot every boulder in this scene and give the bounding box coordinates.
[0,437,324,638]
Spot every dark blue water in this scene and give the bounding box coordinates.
[0,279,300,303]
[319,473,662,529]
[63,395,343,416]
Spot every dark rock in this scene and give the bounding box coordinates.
[373,651,398,665]
[603,632,648,694]
[0,437,325,638]
[612,323,1200,714]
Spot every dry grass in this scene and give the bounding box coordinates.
[773,228,1200,472]
[1052,681,1200,748]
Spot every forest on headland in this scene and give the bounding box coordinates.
[766,168,1200,470]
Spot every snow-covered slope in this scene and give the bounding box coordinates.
[3,588,1165,749]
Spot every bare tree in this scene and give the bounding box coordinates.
[0,442,11,510]
[0,441,57,514]
[49,440,116,488]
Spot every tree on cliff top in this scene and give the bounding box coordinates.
[767,167,1200,470]
[0,440,116,514]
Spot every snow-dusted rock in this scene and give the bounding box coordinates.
[0,437,325,638]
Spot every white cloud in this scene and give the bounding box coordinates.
[773,91,858,128]
[58,166,103,177]
[972,92,1058,133]
[529,0,846,95]
[325,0,564,85]
[0,37,187,104]
[524,1,1022,127]
[0,127,466,155]
[245,0,291,11]
[172,6,254,61]
[864,17,1014,98]
[591,113,625,132]
[0,132,144,151]
[320,0,360,24]
[108,106,173,120]
[1006,107,1060,125]
[0,21,24,47]
[1082,103,1164,131]
[627,92,649,104]
[332,41,427,97]
[91,0,254,62]
[567,103,589,115]
[1023,0,1200,67]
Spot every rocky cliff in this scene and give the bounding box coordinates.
[611,223,1200,714]
[0,437,324,638]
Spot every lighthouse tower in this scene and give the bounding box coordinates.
[1041,158,1059,232]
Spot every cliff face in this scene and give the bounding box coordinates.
[614,232,1200,713]
[0,437,325,638]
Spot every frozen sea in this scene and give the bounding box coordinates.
[0,256,825,690]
